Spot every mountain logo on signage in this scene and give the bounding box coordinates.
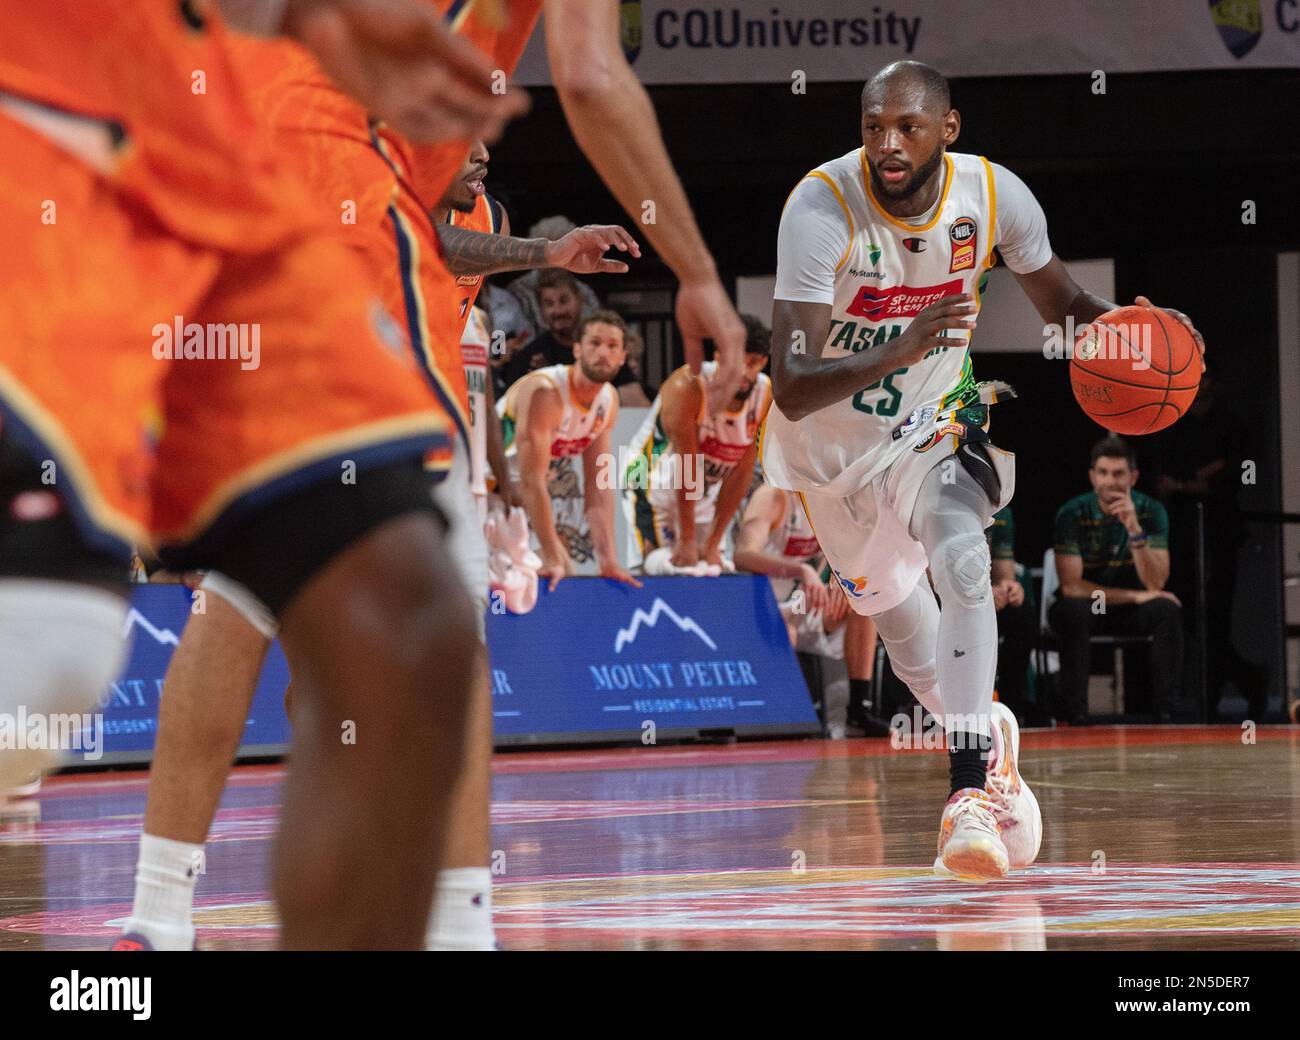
[122,608,181,646]
[614,598,718,654]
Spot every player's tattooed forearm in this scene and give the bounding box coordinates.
[435,225,549,276]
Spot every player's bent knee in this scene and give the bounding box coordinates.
[937,533,992,609]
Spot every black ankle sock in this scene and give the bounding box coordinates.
[848,678,874,719]
[948,731,992,796]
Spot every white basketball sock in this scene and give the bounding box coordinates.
[425,867,496,951]
[122,833,202,950]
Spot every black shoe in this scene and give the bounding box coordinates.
[845,712,894,738]
[1067,714,1092,728]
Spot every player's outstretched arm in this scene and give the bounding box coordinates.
[542,0,745,411]
[703,440,758,567]
[436,223,640,277]
[515,382,570,588]
[226,0,527,143]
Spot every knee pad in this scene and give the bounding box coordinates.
[937,533,992,609]
[0,580,128,787]
[889,655,938,694]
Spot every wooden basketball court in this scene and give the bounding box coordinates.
[1,726,1296,950]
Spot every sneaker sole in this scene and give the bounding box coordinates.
[939,838,1009,882]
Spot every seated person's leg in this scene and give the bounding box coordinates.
[1127,595,1184,719]
[1047,596,1096,724]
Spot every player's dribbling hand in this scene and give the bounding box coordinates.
[1134,295,1206,371]
[285,0,529,144]
[675,279,747,415]
[601,562,644,589]
[546,226,641,275]
[885,294,977,368]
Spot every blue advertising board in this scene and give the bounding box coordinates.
[99,585,291,764]
[96,575,817,761]
[486,575,820,745]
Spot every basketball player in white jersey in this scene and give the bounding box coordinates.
[733,485,883,737]
[625,315,772,575]
[499,309,640,590]
[765,61,1205,880]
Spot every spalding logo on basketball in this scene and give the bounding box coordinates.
[1069,305,1202,435]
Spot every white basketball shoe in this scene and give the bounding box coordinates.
[935,787,1009,883]
[985,701,1042,868]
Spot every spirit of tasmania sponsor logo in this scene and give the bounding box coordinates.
[846,278,964,321]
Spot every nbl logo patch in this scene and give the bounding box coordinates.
[949,217,977,273]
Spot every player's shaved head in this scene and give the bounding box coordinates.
[859,61,959,208]
[861,61,951,114]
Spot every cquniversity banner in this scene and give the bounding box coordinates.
[98,585,291,764]
[512,1,1300,84]
[487,575,820,745]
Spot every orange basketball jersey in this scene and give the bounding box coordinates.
[447,192,503,330]
[394,0,543,212]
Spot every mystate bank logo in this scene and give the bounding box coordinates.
[590,597,763,712]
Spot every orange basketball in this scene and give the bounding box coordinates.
[1070,305,1201,435]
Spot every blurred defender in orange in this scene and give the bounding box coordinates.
[0,0,521,949]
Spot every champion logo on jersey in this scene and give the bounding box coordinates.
[902,237,927,253]
[846,278,965,321]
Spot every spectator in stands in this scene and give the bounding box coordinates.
[987,506,1037,724]
[506,215,601,332]
[1049,435,1183,724]
[503,269,587,387]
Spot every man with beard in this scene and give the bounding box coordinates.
[624,315,772,575]
[763,60,1206,880]
[499,310,641,589]
[503,269,588,386]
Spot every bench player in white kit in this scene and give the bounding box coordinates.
[624,315,772,575]
[764,61,1206,880]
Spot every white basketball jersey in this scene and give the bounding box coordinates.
[762,150,996,497]
[629,361,771,529]
[499,363,617,473]
[766,493,824,603]
[461,305,490,499]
